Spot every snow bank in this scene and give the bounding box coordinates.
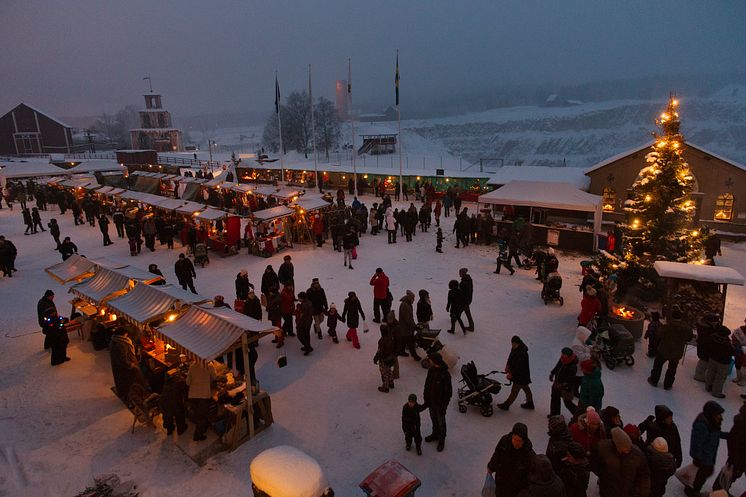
[250,446,329,497]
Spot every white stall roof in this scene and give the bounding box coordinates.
[45,254,98,284]
[59,177,97,189]
[271,188,302,199]
[478,180,601,212]
[0,161,66,178]
[253,186,279,196]
[194,208,228,221]
[177,200,207,215]
[70,266,163,304]
[228,183,253,194]
[487,166,590,189]
[106,283,208,326]
[151,197,187,211]
[200,305,277,334]
[156,306,275,362]
[253,206,294,221]
[68,160,125,174]
[295,197,332,212]
[654,261,745,285]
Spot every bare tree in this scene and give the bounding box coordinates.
[262,93,340,158]
[314,97,340,159]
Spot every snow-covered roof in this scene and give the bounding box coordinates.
[654,261,745,285]
[69,267,134,304]
[59,177,97,189]
[194,208,228,221]
[478,180,602,212]
[106,283,208,327]
[155,305,276,362]
[150,197,187,211]
[585,141,746,174]
[176,201,207,215]
[250,446,329,497]
[0,161,67,179]
[253,206,295,221]
[45,254,98,284]
[241,161,490,180]
[68,160,125,174]
[487,166,589,189]
[295,197,332,212]
[271,187,302,199]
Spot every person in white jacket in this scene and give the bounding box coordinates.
[187,361,216,441]
[385,207,397,244]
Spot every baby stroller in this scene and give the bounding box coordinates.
[541,272,564,305]
[193,242,209,267]
[457,361,507,417]
[415,324,441,353]
[520,247,546,271]
[594,324,635,370]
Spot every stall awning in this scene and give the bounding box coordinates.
[253,186,279,196]
[654,261,745,285]
[155,306,276,362]
[59,177,97,189]
[176,200,207,215]
[253,206,294,221]
[0,161,67,179]
[478,180,601,212]
[45,254,97,284]
[295,197,332,212]
[271,188,301,199]
[204,178,224,187]
[106,283,209,326]
[229,184,253,194]
[151,197,187,211]
[69,266,163,304]
[194,208,228,221]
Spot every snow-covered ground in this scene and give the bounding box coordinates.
[0,198,744,497]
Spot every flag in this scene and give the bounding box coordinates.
[395,52,400,106]
[275,75,281,114]
[347,59,352,95]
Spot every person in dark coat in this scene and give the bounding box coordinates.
[546,415,574,473]
[235,269,253,301]
[647,309,692,389]
[306,278,329,339]
[487,422,536,497]
[558,442,591,497]
[374,324,397,392]
[578,359,604,412]
[37,289,57,350]
[341,291,365,349]
[159,374,188,435]
[458,268,475,331]
[58,236,78,260]
[31,207,45,233]
[416,289,433,325]
[22,207,33,234]
[423,352,452,452]
[591,427,651,497]
[446,279,466,335]
[644,438,676,497]
[174,253,197,294]
[638,404,683,467]
[498,336,534,410]
[325,303,343,343]
[148,264,166,284]
[109,328,145,400]
[261,265,279,299]
[398,290,421,360]
[704,325,733,398]
[112,208,125,238]
[44,309,70,366]
[704,231,722,262]
[99,214,113,246]
[277,255,294,287]
[0,238,14,277]
[295,291,314,355]
[715,401,746,491]
[686,401,727,496]
[550,347,579,417]
[517,454,565,497]
[401,393,427,455]
[243,290,263,320]
[47,218,61,248]
[694,313,720,382]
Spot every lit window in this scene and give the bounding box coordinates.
[602,187,616,212]
[714,193,734,221]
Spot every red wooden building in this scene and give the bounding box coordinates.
[0,103,74,155]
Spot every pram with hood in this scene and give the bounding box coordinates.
[541,272,564,305]
[593,323,635,370]
[456,361,509,417]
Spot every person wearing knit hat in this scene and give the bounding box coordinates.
[577,285,601,327]
[401,393,425,455]
[593,427,650,497]
[686,401,726,497]
[577,359,604,413]
[601,405,623,434]
[569,407,606,456]
[498,335,534,411]
[644,435,676,497]
[487,422,535,497]
[325,303,341,344]
[559,441,591,497]
[549,346,578,419]
[235,268,252,301]
[37,289,57,350]
[546,415,573,473]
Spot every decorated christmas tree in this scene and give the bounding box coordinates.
[593,96,703,297]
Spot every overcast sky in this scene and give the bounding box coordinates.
[2,0,745,118]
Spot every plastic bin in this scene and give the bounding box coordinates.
[360,460,421,497]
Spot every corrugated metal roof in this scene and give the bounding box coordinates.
[106,283,207,326]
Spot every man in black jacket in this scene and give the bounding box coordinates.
[306,278,328,339]
[458,268,475,331]
[498,335,534,410]
[423,352,452,452]
[174,253,197,294]
[37,289,56,350]
[487,422,535,497]
[99,214,113,246]
[638,404,683,467]
[277,255,294,287]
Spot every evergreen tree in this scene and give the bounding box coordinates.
[623,95,702,266]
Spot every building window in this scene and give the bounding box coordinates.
[714,193,734,221]
[602,187,616,212]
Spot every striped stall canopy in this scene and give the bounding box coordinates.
[69,267,135,304]
[105,283,208,327]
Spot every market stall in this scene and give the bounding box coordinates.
[654,261,745,323]
[104,282,209,328]
[478,180,603,253]
[45,254,100,284]
[69,265,165,307]
[249,206,294,257]
[155,305,278,447]
[194,209,239,255]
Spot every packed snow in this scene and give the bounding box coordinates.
[0,196,745,497]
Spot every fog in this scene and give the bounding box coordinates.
[1,0,745,120]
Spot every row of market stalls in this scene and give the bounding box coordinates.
[0,158,126,186]
[45,255,278,457]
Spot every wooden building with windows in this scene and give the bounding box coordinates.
[586,142,746,234]
[0,103,74,155]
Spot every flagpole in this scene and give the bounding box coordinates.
[309,64,319,192]
[275,71,285,185]
[396,50,403,199]
[349,58,358,197]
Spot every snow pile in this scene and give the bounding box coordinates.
[250,446,329,497]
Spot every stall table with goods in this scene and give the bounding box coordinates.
[250,206,293,257]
